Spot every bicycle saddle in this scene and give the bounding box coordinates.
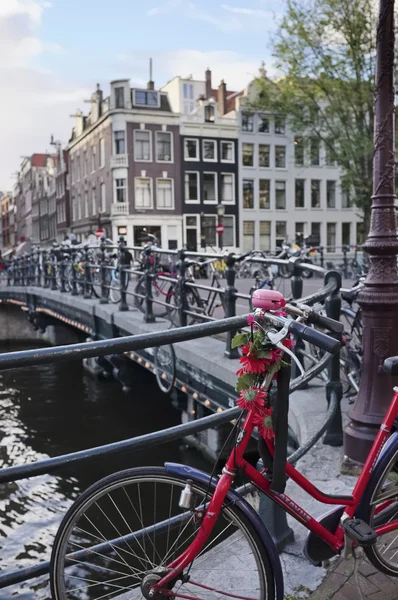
[383,356,398,376]
[341,289,358,304]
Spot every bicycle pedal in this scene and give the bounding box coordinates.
[342,518,377,547]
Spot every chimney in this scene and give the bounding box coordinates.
[205,68,212,99]
[218,79,227,115]
[147,57,155,90]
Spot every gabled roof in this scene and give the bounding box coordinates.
[30,154,47,168]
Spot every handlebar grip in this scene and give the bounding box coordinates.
[306,311,344,334]
[288,321,341,354]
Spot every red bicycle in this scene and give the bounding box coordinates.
[50,290,398,600]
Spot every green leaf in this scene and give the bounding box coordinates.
[231,333,248,349]
[256,350,271,359]
[236,373,257,392]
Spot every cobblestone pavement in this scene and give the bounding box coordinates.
[307,555,398,600]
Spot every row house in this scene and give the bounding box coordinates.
[1,192,16,250]
[238,69,363,253]
[53,143,70,242]
[67,79,182,248]
[162,70,240,252]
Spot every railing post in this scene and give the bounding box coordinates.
[100,237,109,305]
[290,257,304,380]
[224,252,239,359]
[342,245,348,279]
[177,249,188,327]
[71,249,78,296]
[118,237,129,312]
[323,271,343,446]
[83,246,93,299]
[36,251,41,287]
[143,244,155,321]
[51,252,58,291]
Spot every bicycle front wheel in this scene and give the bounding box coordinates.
[50,467,275,600]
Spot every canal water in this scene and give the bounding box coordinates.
[0,341,210,599]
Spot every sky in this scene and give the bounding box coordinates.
[0,0,283,190]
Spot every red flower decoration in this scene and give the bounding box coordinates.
[247,314,254,325]
[241,344,251,356]
[270,348,283,363]
[254,408,275,440]
[237,387,267,410]
[283,337,295,349]
[238,354,270,374]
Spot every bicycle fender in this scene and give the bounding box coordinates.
[165,462,284,600]
[355,431,398,521]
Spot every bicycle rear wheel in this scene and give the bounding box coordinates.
[50,467,275,599]
[110,272,122,304]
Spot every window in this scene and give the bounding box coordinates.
[342,223,351,246]
[357,222,365,245]
[294,137,304,166]
[295,222,305,241]
[91,188,96,215]
[342,187,352,208]
[275,181,286,209]
[310,137,320,166]
[259,144,270,168]
[135,177,152,208]
[325,141,335,166]
[327,180,336,208]
[184,138,199,160]
[185,172,199,203]
[259,221,271,251]
[115,87,125,108]
[311,180,321,208]
[275,221,287,247]
[259,116,269,133]
[76,157,81,181]
[242,113,254,132]
[156,132,172,161]
[78,195,82,220]
[134,90,159,106]
[100,183,106,212]
[327,223,336,251]
[203,173,217,203]
[275,146,286,168]
[84,191,89,218]
[183,83,188,98]
[70,159,74,183]
[311,222,321,246]
[259,179,270,209]
[202,215,216,246]
[295,179,305,208]
[84,151,88,176]
[242,143,254,167]
[135,130,151,161]
[157,178,174,209]
[114,131,125,155]
[205,105,215,122]
[99,138,105,168]
[243,221,254,251]
[243,180,254,209]
[91,146,96,172]
[221,173,234,203]
[221,141,234,162]
[72,198,77,221]
[203,140,217,161]
[275,115,286,134]
[115,178,127,203]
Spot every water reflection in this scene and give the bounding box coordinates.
[0,342,209,598]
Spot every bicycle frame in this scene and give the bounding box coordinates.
[152,387,398,592]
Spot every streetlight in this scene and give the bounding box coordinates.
[216,203,225,252]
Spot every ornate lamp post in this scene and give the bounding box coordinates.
[344,0,398,465]
[217,203,225,252]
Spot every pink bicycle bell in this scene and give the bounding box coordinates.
[252,289,286,311]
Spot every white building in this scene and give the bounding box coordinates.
[237,73,363,254]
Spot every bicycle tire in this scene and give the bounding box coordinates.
[109,272,122,304]
[154,344,176,394]
[50,466,275,600]
[166,286,204,326]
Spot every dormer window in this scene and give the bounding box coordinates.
[134,90,159,107]
[205,104,215,122]
[115,87,125,109]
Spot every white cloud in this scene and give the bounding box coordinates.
[146,0,241,32]
[221,4,272,18]
[0,0,87,189]
[118,48,275,91]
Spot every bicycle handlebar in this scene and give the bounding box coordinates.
[288,321,340,354]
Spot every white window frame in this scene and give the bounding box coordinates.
[155,131,173,163]
[99,139,105,169]
[133,89,160,108]
[114,130,126,155]
[221,214,236,248]
[184,138,199,161]
[203,172,218,205]
[202,139,217,163]
[184,214,199,249]
[220,140,235,163]
[184,171,200,204]
[156,177,174,210]
[91,146,96,173]
[275,145,287,169]
[84,191,89,218]
[134,129,152,162]
[220,172,235,205]
[134,176,153,209]
[100,183,106,212]
[114,178,128,204]
[91,187,96,215]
